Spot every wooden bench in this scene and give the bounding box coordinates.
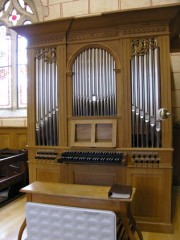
[18,182,143,240]
[0,149,28,203]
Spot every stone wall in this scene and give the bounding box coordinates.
[40,0,180,21]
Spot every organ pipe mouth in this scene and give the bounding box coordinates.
[92,95,97,102]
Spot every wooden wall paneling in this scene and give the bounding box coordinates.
[0,131,10,148]
[27,49,36,147]
[59,163,69,183]
[66,70,73,119]
[28,146,39,183]
[66,49,74,148]
[28,162,69,183]
[28,162,60,183]
[118,38,132,148]
[127,167,172,233]
[158,35,173,148]
[57,45,68,147]
[36,166,60,182]
[16,132,27,149]
[68,164,127,186]
[28,162,38,183]
[0,127,27,149]
[27,147,36,163]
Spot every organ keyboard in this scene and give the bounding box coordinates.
[58,151,127,165]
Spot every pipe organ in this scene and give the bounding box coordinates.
[12,5,180,233]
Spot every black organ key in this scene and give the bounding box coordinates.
[58,151,127,166]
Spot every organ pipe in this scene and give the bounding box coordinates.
[131,38,161,148]
[35,48,58,146]
[72,48,116,117]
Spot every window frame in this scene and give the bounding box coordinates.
[0,0,44,117]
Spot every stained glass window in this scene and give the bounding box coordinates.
[0,26,11,108]
[9,9,21,26]
[18,35,28,108]
[0,0,39,111]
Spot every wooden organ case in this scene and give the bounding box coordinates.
[12,5,180,233]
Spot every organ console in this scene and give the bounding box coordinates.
[12,4,180,233]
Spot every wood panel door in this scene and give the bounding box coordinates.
[68,164,127,186]
[0,127,27,149]
[127,167,173,233]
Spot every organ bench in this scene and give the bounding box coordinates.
[18,181,143,240]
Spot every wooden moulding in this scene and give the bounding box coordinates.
[69,119,117,147]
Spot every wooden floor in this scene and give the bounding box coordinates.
[0,188,180,240]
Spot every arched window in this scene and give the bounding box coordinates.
[0,0,39,113]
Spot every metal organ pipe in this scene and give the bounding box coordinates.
[35,52,40,145]
[92,48,96,116]
[110,55,116,116]
[139,55,144,147]
[105,51,109,116]
[44,60,48,145]
[95,48,100,116]
[52,60,58,146]
[154,46,161,147]
[88,49,92,116]
[39,56,45,146]
[134,54,140,147]
[72,60,76,116]
[72,48,116,117]
[149,46,155,147]
[143,53,150,147]
[48,57,53,145]
[102,50,106,116]
[131,38,161,148]
[131,58,136,147]
[35,48,58,146]
[99,49,103,116]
